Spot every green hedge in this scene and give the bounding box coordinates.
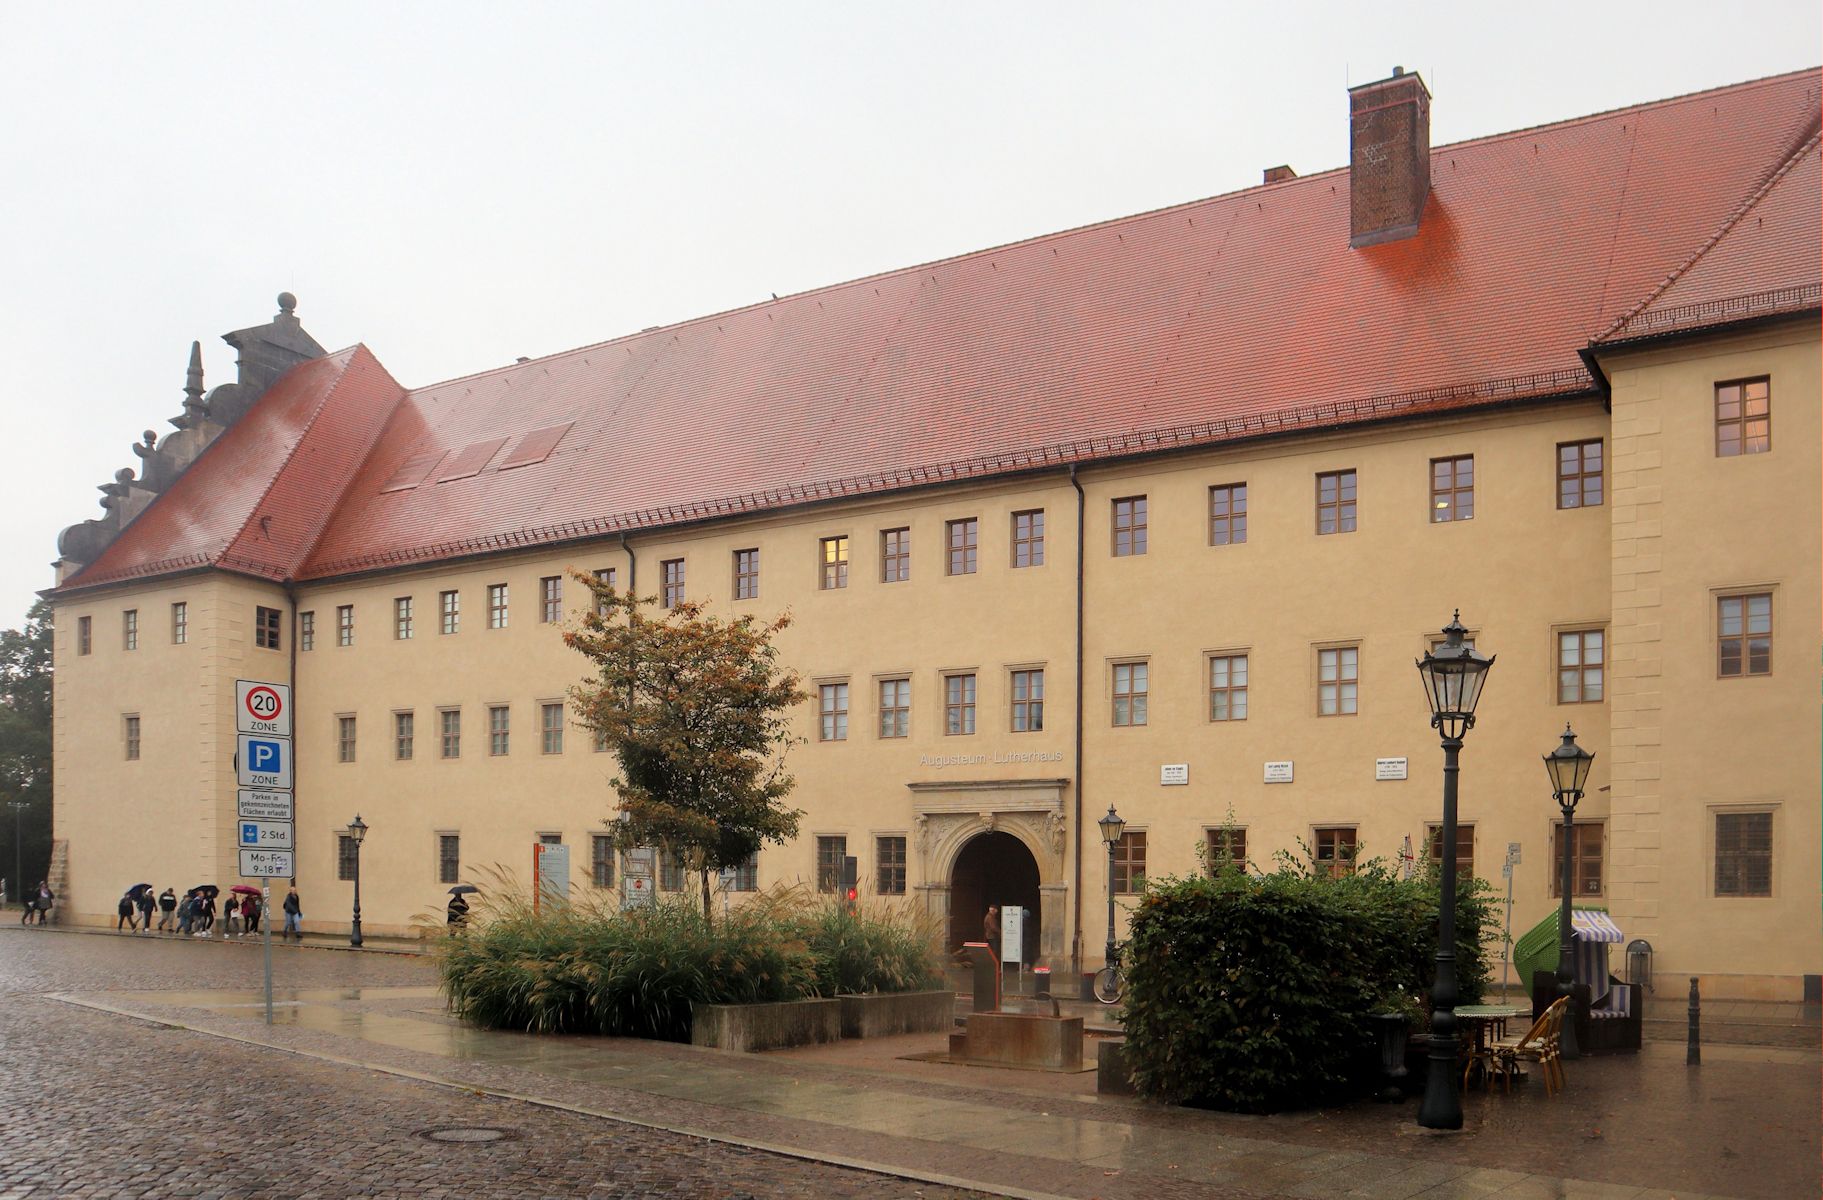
[1121,857,1492,1113]
[438,884,943,1040]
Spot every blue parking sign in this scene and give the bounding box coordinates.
[236,733,292,789]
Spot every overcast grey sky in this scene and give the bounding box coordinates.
[1,2,1816,631]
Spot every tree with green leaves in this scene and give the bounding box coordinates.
[565,574,806,925]
[0,600,53,901]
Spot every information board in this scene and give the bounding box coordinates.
[238,849,294,877]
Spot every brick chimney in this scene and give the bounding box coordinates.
[1263,164,1298,184]
[1348,67,1431,247]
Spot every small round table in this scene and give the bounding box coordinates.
[1453,1004,1530,1087]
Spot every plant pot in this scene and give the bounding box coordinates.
[1369,1012,1410,1102]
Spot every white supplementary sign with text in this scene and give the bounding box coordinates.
[238,849,294,877]
[1160,763,1189,786]
[1375,757,1408,781]
[1264,761,1294,784]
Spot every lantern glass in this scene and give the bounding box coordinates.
[1098,806,1126,848]
[1543,725,1595,798]
[1415,612,1494,740]
[348,814,368,845]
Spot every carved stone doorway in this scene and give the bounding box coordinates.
[909,777,1069,967]
[948,831,1041,958]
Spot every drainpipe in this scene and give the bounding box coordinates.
[283,581,299,886]
[619,531,637,597]
[1069,465,1086,979]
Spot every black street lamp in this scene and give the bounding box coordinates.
[347,814,368,948]
[1098,805,1125,971]
[1544,724,1594,1060]
[1414,612,1494,1131]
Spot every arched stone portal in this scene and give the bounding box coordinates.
[909,777,1069,967]
[948,831,1041,957]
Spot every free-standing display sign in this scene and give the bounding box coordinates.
[533,842,570,911]
[622,847,655,910]
[1001,905,1025,964]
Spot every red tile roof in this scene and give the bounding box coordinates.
[60,68,1822,592]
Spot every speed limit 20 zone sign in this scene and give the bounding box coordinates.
[235,680,292,737]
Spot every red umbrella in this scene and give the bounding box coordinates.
[229,884,262,895]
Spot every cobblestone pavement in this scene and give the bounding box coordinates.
[0,928,991,1199]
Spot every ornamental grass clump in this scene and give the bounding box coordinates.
[436,873,944,1040]
[1120,851,1491,1114]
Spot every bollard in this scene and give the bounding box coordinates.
[1686,976,1700,1066]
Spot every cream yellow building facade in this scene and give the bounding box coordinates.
[47,69,1821,999]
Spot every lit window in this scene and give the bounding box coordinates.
[820,536,850,590]
[1431,456,1474,522]
[1112,662,1148,727]
[1112,497,1147,556]
[879,678,910,738]
[1010,669,1044,732]
[1209,654,1248,721]
[1316,470,1357,535]
[1718,593,1772,677]
[819,683,849,742]
[1558,440,1603,509]
[1715,377,1770,456]
[1011,510,1045,567]
[944,674,976,735]
[1318,647,1358,716]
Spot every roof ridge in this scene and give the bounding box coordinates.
[1598,127,1822,342]
[406,67,1820,397]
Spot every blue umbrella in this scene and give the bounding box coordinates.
[127,883,153,898]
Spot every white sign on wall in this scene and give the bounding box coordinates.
[1160,763,1189,786]
[1264,761,1294,784]
[1375,757,1409,781]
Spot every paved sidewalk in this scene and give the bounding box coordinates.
[57,979,1819,1200]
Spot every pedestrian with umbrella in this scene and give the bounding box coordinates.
[447,885,477,934]
[231,885,263,937]
[116,888,140,933]
[131,883,155,934]
[156,886,177,932]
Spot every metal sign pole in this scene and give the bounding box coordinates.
[263,881,274,1025]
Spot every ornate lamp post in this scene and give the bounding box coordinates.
[1544,724,1594,1060]
[1098,805,1125,971]
[347,814,368,948]
[1414,612,1494,1131]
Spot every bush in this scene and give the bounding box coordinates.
[436,877,943,1040]
[1121,855,1492,1113]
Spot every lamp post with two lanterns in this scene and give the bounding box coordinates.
[1544,724,1595,1060]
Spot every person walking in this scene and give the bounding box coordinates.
[982,904,1001,950]
[34,883,53,926]
[222,896,242,937]
[195,891,216,937]
[156,887,177,932]
[242,893,261,937]
[135,887,155,934]
[18,889,34,925]
[116,892,137,933]
[175,892,196,936]
[446,892,470,935]
[282,886,302,941]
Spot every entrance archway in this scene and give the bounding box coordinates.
[948,831,1041,960]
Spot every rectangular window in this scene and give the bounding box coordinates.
[300,611,315,651]
[123,714,140,761]
[879,678,910,739]
[1316,470,1357,535]
[123,609,138,651]
[337,715,357,764]
[593,568,617,616]
[255,605,282,650]
[1206,828,1247,873]
[1551,822,1604,897]
[661,559,685,608]
[1557,440,1604,509]
[1430,456,1474,523]
[1209,483,1247,546]
[336,605,353,647]
[488,705,510,756]
[1113,831,1147,893]
[487,583,509,629]
[592,727,609,753]
[729,851,759,892]
[591,835,616,888]
[1112,662,1148,727]
[1209,653,1249,721]
[1715,377,1770,457]
[1315,828,1358,879]
[394,597,413,640]
[818,683,849,742]
[945,518,978,576]
[816,836,848,894]
[1715,812,1772,897]
[440,590,460,634]
[1112,496,1148,556]
[1718,593,1772,677]
[1010,669,1044,732]
[881,528,910,582]
[820,536,850,590]
[1011,509,1045,567]
[394,711,414,761]
[540,703,564,755]
[944,673,976,735]
[171,602,187,645]
[659,848,686,892]
[440,709,461,759]
[733,549,760,600]
[1557,630,1605,703]
[1426,822,1476,880]
[337,834,358,882]
[539,576,561,623]
[876,836,907,895]
[438,834,461,885]
[77,615,91,656]
[540,833,563,846]
[1318,647,1359,716]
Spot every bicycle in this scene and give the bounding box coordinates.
[1092,942,1126,1005]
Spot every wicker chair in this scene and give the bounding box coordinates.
[1490,996,1569,1095]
